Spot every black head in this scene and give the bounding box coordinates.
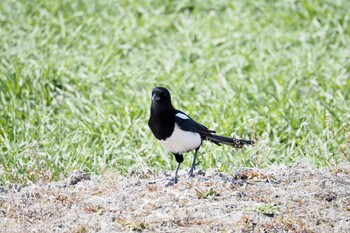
[151,87,171,104]
[148,87,175,137]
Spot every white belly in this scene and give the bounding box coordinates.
[159,123,201,154]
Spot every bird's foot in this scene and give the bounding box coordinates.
[188,161,201,177]
[165,177,178,187]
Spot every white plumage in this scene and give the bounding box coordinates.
[175,112,189,119]
[159,123,201,154]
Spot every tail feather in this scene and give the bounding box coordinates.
[205,134,254,148]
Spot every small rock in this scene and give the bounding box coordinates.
[8,184,21,192]
[205,168,217,177]
[195,169,205,176]
[0,187,7,193]
[161,170,171,177]
[66,169,90,186]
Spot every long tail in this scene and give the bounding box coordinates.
[205,134,255,148]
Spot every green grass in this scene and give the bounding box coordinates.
[0,0,349,186]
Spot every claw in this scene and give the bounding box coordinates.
[165,177,178,187]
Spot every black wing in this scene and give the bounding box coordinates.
[174,111,254,147]
[174,110,216,137]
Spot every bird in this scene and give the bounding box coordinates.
[148,87,254,184]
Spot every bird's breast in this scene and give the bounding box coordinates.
[158,123,201,154]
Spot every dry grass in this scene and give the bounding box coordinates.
[1,164,350,232]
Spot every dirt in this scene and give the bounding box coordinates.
[1,163,350,232]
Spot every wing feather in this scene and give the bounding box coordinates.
[174,111,216,137]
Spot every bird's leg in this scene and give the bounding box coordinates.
[171,154,184,184]
[188,148,199,177]
[174,162,181,184]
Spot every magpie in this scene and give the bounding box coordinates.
[148,87,254,184]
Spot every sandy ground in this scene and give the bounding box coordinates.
[1,163,350,232]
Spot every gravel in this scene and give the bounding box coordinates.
[1,163,349,232]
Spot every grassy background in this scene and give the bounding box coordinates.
[0,0,349,186]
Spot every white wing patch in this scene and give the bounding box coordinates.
[159,123,201,154]
[176,112,189,119]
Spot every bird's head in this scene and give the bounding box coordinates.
[151,87,171,104]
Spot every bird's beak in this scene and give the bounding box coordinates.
[152,94,161,101]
